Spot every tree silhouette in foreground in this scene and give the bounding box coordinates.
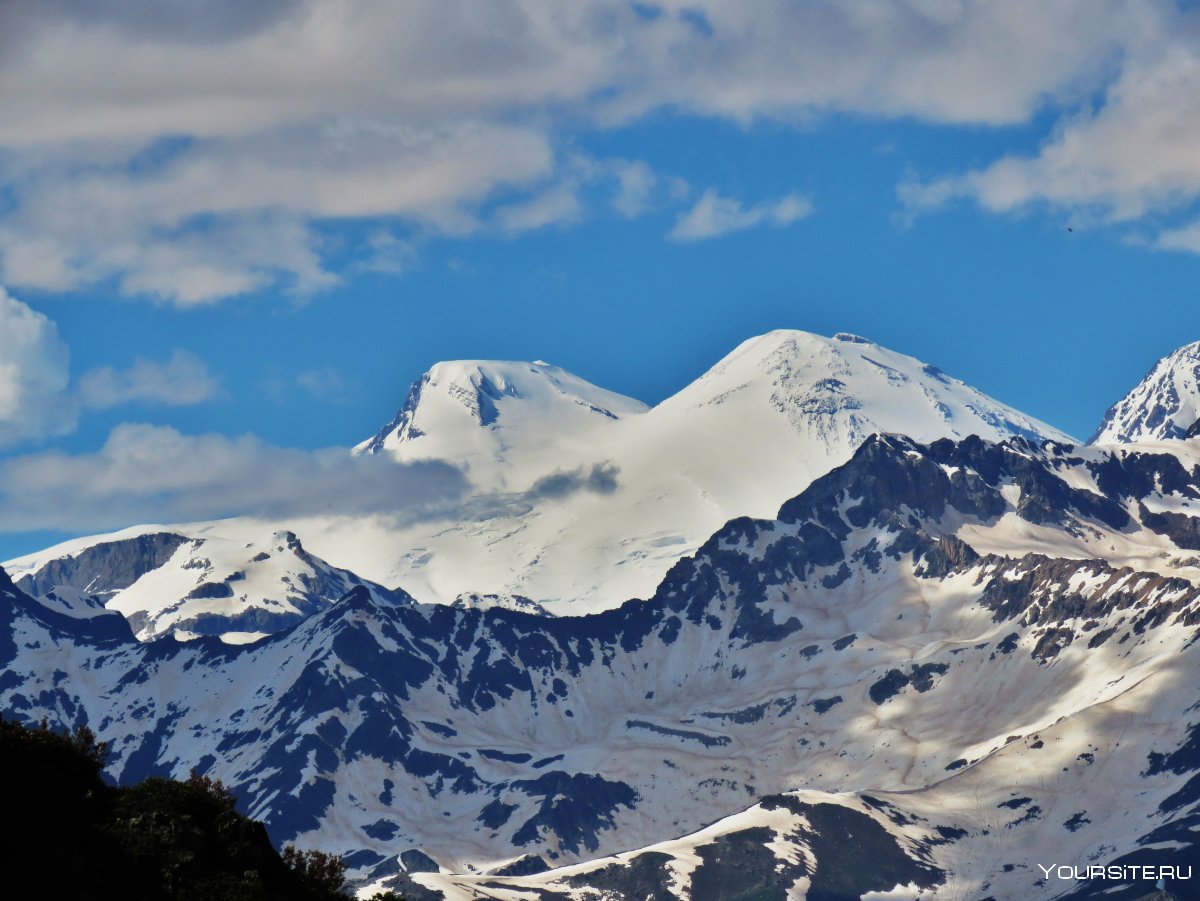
[0,714,381,900]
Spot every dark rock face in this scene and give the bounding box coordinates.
[760,796,942,900]
[1139,502,1200,549]
[689,826,806,901]
[977,554,1197,637]
[508,771,639,855]
[563,851,674,896]
[16,532,189,599]
[186,581,235,600]
[869,664,949,704]
[359,371,430,454]
[0,567,135,667]
[399,848,440,873]
[493,854,549,877]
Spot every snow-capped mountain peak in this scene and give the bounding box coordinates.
[8,330,1081,633]
[355,359,648,487]
[7,525,400,643]
[1091,339,1200,443]
[336,329,1072,610]
[674,329,1065,436]
[643,328,1073,515]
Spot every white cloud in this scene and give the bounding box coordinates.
[0,423,469,531]
[0,0,1177,298]
[1155,219,1200,255]
[0,286,223,445]
[490,155,692,234]
[668,189,812,242]
[0,288,75,445]
[0,122,551,304]
[610,1,1134,127]
[77,349,220,410]
[605,158,689,219]
[898,13,1200,247]
[611,160,660,218]
[494,185,584,234]
[356,231,418,276]
[0,1,1131,145]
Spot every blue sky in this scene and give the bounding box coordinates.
[4,1,1200,557]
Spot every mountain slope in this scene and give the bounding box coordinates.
[5,432,1199,899]
[1092,340,1200,443]
[355,359,649,488]
[9,330,1077,641]
[5,527,401,643]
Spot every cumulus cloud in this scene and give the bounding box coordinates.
[0,288,75,445]
[898,11,1200,245]
[0,423,470,531]
[668,189,812,242]
[610,1,1132,127]
[0,286,222,444]
[0,123,551,304]
[0,1,1130,146]
[0,0,1179,298]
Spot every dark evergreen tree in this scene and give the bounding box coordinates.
[0,714,368,900]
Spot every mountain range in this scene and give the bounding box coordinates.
[4,330,1200,900]
[5,330,1069,642]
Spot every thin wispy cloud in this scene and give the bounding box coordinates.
[1154,221,1200,255]
[295,367,349,403]
[78,350,220,410]
[356,231,418,276]
[668,190,812,242]
[494,185,584,235]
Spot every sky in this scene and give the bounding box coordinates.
[5,0,1200,558]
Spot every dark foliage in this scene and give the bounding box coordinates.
[282,846,347,894]
[0,714,355,900]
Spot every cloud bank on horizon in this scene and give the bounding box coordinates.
[0,422,472,533]
[0,0,1197,306]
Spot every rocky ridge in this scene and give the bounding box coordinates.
[4,433,1200,899]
